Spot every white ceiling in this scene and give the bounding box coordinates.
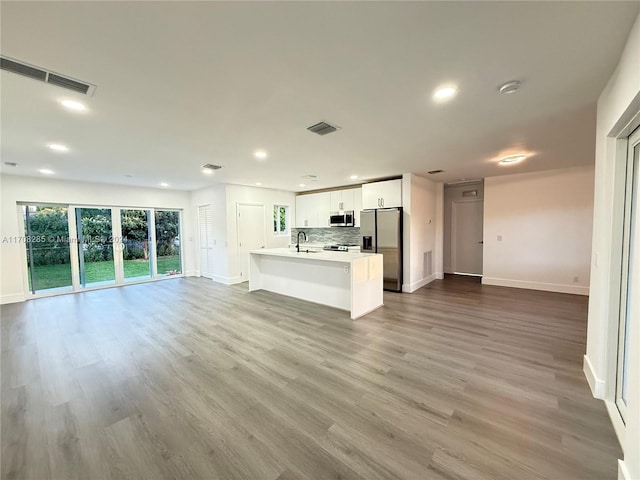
[1,1,638,192]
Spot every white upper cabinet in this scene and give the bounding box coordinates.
[295,194,311,228]
[353,188,362,227]
[295,192,331,228]
[309,192,331,227]
[330,188,357,212]
[361,179,402,209]
[297,187,362,227]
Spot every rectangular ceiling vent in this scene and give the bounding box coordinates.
[201,164,222,170]
[428,169,444,174]
[0,56,96,96]
[307,121,340,136]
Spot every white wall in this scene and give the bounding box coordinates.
[191,184,228,281]
[0,174,195,304]
[586,12,640,480]
[191,184,295,285]
[225,185,296,283]
[482,166,594,295]
[402,173,443,292]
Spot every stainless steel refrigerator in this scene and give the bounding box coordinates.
[361,207,403,292]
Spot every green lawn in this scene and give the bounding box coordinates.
[29,256,181,291]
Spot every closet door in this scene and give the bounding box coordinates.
[198,205,214,279]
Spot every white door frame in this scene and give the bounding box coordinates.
[236,202,266,281]
[451,198,483,276]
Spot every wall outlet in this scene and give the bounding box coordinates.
[497,235,503,241]
[573,276,579,283]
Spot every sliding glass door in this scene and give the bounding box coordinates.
[75,208,116,288]
[121,209,153,281]
[155,210,181,276]
[22,205,183,296]
[23,205,73,294]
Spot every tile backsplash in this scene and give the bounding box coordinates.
[291,227,361,246]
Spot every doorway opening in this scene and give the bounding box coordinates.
[444,181,484,277]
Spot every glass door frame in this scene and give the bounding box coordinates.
[120,207,157,282]
[72,205,119,289]
[616,125,640,421]
[20,204,184,298]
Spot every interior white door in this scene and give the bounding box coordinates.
[451,200,484,275]
[198,205,214,279]
[237,203,265,281]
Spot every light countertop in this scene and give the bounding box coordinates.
[251,248,377,263]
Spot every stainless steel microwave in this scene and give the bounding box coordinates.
[329,211,355,227]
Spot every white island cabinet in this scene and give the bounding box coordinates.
[249,248,383,320]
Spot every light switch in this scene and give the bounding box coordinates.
[497,235,503,241]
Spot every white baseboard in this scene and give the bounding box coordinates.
[583,355,606,398]
[482,276,590,295]
[1,293,26,305]
[186,270,199,277]
[618,460,631,480]
[403,273,437,293]
[435,272,444,280]
[212,275,243,285]
[606,400,626,452]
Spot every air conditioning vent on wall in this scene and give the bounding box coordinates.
[0,56,96,96]
[307,121,340,136]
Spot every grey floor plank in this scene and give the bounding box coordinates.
[0,275,621,479]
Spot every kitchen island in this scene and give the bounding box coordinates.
[249,248,383,319]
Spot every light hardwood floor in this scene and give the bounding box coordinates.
[1,275,621,480]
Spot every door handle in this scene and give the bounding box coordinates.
[478,241,483,244]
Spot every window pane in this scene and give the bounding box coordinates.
[155,210,181,276]
[23,205,72,293]
[121,209,152,281]
[280,207,287,232]
[273,206,278,232]
[76,208,115,287]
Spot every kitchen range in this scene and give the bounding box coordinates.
[322,244,360,252]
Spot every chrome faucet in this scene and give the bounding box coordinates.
[296,231,308,253]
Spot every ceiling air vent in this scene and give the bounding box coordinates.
[428,169,444,174]
[0,57,47,81]
[47,73,90,94]
[307,121,340,136]
[0,55,96,96]
[201,164,222,170]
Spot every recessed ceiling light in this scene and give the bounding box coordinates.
[432,85,457,102]
[299,183,306,187]
[39,169,54,175]
[60,99,87,111]
[498,80,521,94]
[499,154,526,165]
[254,150,268,160]
[255,182,262,186]
[350,175,358,180]
[48,143,69,152]
[159,182,169,187]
